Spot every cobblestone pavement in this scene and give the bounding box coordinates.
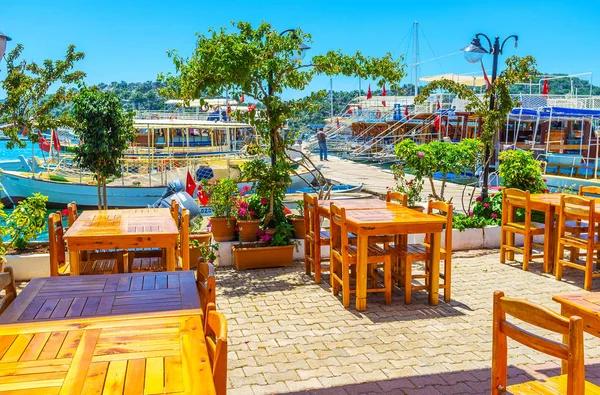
[217,250,600,395]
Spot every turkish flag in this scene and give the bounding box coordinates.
[38,133,50,153]
[381,84,387,107]
[51,129,61,151]
[366,85,372,100]
[404,106,409,117]
[227,105,232,115]
[21,127,27,137]
[186,170,196,196]
[239,94,245,103]
[197,188,209,206]
[437,100,441,110]
[542,78,550,97]
[434,115,442,132]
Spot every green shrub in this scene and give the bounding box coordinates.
[498,150,547,193]
[6,193,48,251]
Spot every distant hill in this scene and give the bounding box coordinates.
[509,74,600,95]
[97,81,168,111]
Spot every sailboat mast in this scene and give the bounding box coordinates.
[330,77,334,120]
[413,21,419,96]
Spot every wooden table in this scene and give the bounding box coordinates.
[64,208,179,275]
[0,271,200,324]
[343,206,446,310]
[318,198,395,217]
[0,310,215,394]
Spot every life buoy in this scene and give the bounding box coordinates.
[202,104,210,112]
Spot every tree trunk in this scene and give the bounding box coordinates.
[440,173,447,201]
[428,176,438,200]
[97,175,102,210]
[102,177,108,210]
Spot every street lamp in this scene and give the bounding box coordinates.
[0,31,12,71]
[268,29,310,166]
[461,33,518,199]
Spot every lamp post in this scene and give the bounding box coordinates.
[462,33,518,199]
[268,29,310,166]
[0,31,12,72]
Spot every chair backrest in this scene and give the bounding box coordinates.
[386,191,408,206]
[491,291,585,394]
[559,195,595,241]
[0,267,17,315]
[427,200,453,252]
[48,212,66,277]
[179,209,190,270]
[502,188,531,226]
[205,310,228,395]
[579,185,600,197]
[67,201,78,227]
[170,199,180,227]
[329,203,349,261]
[197,261,216,317]
[303,193,321,242]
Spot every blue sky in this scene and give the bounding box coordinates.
[1,0,599,99]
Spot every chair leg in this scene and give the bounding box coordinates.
[384,257,392,305]
[304,238,311,275]
[444,256,451,303]
[523,234,531,271]
[585,249,594,291]
[555,243,565,281]
[500,228,506,264]
[507,231,515,261]
[315,242,322,284]
[404,258,412,305]
[342,261,350,308]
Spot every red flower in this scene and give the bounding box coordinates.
[491,213,498,219]
[260,197,268,205]
[61,209,69,217]
[483,203,490,208]
[475,196,483,202]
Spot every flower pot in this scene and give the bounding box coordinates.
[232,244,294,270]
[289,216,306,239]
[189,232,213,269]
[409,205,425,213]
[210,217,237,242]
[237,219,262,242]
[265,228,277,236]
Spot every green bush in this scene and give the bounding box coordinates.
[6,193,48,251]
[498,150,547,193]
[202,178,238,218]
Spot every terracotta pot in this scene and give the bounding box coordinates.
[265,228,277,236]
[189,232,213,269]
[232,244,294,270]
[237,219,262,242]
[210,217,237,242]
[409,205,425,213]
[289,216,305,239]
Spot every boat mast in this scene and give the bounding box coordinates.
[413,21,419,96]
[330,78,334,121]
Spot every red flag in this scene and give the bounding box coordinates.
[381,84,387,107]
[239,94,245,103]
[542,78,550,97]
[437,100,441,110]
[346,108,353,115]
[366,85,372,100]
[51,129,61,151]
[434,115,442,132]
[197,188,209,206]
[38,133,50,153]
[186,171,196,196]
[227,105,232,115]
[404,106,409,117]
[336,118,340,128]
[481,60,492,90]
[21,127,27,137]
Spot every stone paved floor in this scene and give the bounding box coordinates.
[217,250,600,395]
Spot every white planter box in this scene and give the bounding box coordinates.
[5,253,50,281]
[451,228,484,251]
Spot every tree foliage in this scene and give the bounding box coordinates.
[498,150,547,193]
[0,44,85,148]
[414,56,538,151]
[71,85,136,209]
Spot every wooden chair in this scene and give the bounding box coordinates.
[170,199,180,228]
[386,191,408,206]
[555,195,600,290]
[579,185,600,196]
[67,201,78,227]
[49,212,119,276]
[0,267,17,315]
[329,203,392,308]
[197,261,216,318]
[491,290,600,394]
[304,193,330,284]
[130,209,190,272]
[205,310,228,395]
[500,188,546,271]
[567,186,600,263]
[388,200,453,304]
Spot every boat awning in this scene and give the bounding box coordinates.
[420,73,487,87]
[165,99,240,108]
[510,107,600,120]
[133,119,251,129]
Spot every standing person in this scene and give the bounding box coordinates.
[316,128,328,161]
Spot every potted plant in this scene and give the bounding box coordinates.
[390,165,425,211]
[287,200,305,238]
[232,222,297,270]
[188,216,212,268]
[203,178,238,242]
[235,187,266,242]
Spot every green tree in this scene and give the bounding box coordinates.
[159,21,406,220]
[0,44,85,148]
[71,85,136,209]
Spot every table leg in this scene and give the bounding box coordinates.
[560,305,568,375]
[544,206,556,273]
[69,249,80,276]
[428,232,441,306]
[166,247,177,272]
[355,234,368,311]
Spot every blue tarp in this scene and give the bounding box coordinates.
[510,107,600,119]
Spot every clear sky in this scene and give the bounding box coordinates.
[1,0,599,99]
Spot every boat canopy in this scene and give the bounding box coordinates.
[510,107,600,120]
[420,73,488,87]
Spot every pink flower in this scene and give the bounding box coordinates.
[260,234,272,243]
[257,229,265,237]
[207,221,212,227]
[542,178,547,182]
[417,151,424,158]
[241,185,251,194]
[491,213,498,219]
[234,225,240,232]
[239,201,249,209]
[238,208,247,217]
[249,210,255,217]
[61,209,69,217]
[386,186,389,189]
[475,196,483,202]
[260,197,268,205]
[469,211,474,217]
[483,203,490,208]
